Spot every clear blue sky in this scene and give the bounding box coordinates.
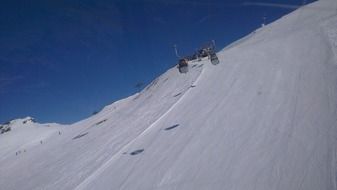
[0,0,313,124]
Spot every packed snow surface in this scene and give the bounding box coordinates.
[1,0,337,189]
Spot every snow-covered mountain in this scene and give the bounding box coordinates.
[1,0,337,189]
[0,117,62,162]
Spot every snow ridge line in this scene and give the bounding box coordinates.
[73,66,205,190]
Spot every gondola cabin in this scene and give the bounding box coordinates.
[209,52,219,65]
[178,58,189,73]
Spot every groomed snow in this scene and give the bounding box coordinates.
[1,0,337,189]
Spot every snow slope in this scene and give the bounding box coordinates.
[1,0,337,189]
[0,117,61,163]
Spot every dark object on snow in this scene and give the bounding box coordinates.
[130,149,144,155]
[73,132,89,140]
[95,119,107,126]
[178,58,189,73]
[209,52,219,65]
[23,117,36,124]
[173,93,182,97]
[1,126,11,134]
[164,124,180,131]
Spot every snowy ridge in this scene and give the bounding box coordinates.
[1,0,337,189]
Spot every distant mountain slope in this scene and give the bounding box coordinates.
[0,117,61,163]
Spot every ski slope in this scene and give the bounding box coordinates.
[0,117,61,162]
[1,0,337,189]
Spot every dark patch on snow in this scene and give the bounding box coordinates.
[23,118,36,124]
[164,124,180,131]
[190,85,196,88]
[257,91,262,95]
[95,119,107,126]
[130,149,144,155]
[173,93,182,97]
[192,64,197,68]
[1,126,11,134]
[73,132,89,140]
[198,64,204,68]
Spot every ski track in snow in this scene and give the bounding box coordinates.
[73,65,205,190]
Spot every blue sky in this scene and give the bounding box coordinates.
[0,0,313,124]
